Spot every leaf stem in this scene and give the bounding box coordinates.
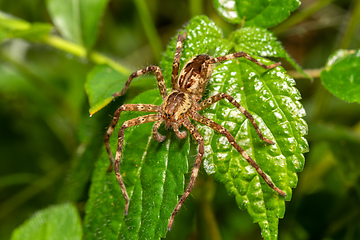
[287,68,324,79]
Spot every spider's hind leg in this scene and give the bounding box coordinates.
[192,112,286,197]
[199,93,274,145]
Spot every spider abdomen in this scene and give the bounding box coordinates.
[176,54,214,101]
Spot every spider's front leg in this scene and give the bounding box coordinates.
[207,51,281,69]
[199,93,274,144]
[105,104,159,172]
[112,66,168,99]
[114,113,160,215]
[171,31,187,88]
[168,118,204,231]
[192,112,286,197]
[152,119,166,142]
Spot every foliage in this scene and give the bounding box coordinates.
[84,15,307,239]
[10,203,82,240]
[1,0,360,240]
[321,49,360,103]
[212,0,300,28]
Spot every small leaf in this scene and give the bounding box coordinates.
[11,203,82,240]
[213,0,300,28]
[321,49,360,103]
[0,11,52,41]
[229,27,310,79]
[85,65,129,115]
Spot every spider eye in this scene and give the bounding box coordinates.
[186,83,192,88]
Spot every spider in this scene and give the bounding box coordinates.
[104,31,286,231]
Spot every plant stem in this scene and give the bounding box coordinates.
[45,35,132,75]
[200,176,222,240]
[133,0,163,62]
[339,0,360,49]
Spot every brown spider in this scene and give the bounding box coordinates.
[104,31,286,231]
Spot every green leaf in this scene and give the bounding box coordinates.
[85,64,131,115]
[46,0,108,49]
[10,203,82,240]
[321,49,360,103]
[201,58,308,239]
[229,27,310,79]
[213,0,300,28]
[85,65,126,116]
[85,15,307,239]
[0,11,52,41]
[84,89,190,239]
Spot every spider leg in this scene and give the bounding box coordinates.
[168,118,204,231]
[206,52,281,69]
[191,112,286,197]
[104,104,159,172]
[115,113,160,215]
[199,93,274,144]
[173,125,187,139]
[171,31,187,89]
[152,119,166,142]
[112,66,168,99]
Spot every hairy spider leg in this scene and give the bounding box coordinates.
[206,52,281,69]
[173,125,187,139]
[167,118,204,231]
[192,112,286,197]
[152,119,166,142]
[114,113,161,215]
[112,66,168,99]
[199,93,274,145]
[152,117,187,143]
[171,31,187,88]
[104,104,159,172]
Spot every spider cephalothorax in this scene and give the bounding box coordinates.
[105,31,286,231]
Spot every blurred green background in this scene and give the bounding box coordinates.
[1,0,360,239]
